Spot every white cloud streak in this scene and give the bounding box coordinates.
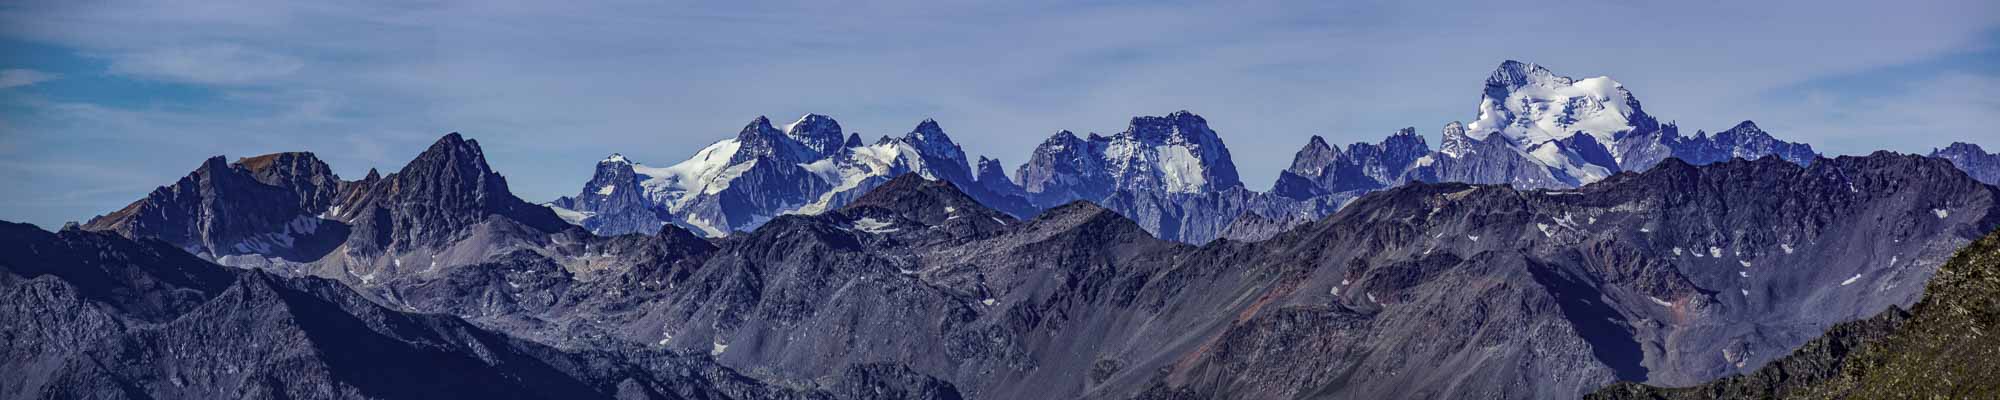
[106,44,304,85]
[0,68,59,88]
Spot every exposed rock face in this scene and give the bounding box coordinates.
[1015,130,1112,205]
[974,156,1021,197]
[1933,142,2000,185]
[546,154,672,236]
[1018,111,1242,198]
[82,153,344,261]
[330,132,569,249]
[1589,226,2000,399]
[1270,132,1421,200]
[303,133,573,285]
[1010,111,1306,243]
[238,151,344,212]
[83,133,578,289]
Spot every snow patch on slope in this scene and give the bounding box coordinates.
[1155,144,1208,193]
[853,217,898,234]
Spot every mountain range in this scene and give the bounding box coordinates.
[545,61,1996,244]
[7,60,2000,399]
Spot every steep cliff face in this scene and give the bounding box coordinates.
[83,153,345,261]
[83,133,580,290]
[546,154,673,236]
[330,133,569,249]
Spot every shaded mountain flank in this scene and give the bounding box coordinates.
[1588,226,2000,399]
[0,221,961,400]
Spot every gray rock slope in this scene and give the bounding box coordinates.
[0,221,971,399]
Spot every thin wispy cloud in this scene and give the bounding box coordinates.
[0,0,1994,229]
[106,44,305,85]
[0,68,58,88]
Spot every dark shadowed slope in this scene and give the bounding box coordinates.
[0,221,961,399]
[1588,226,2000,399]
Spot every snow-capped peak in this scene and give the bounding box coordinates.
[601,153,631,164]
[1439,121,1474,158]
[1467,61,1649,147]
[784,113,846,158]
[1016,111,1242,197]
[901,119,967,167]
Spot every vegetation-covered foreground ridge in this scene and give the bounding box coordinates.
[1590,227,2000,399]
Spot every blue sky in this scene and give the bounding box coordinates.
[1,0,1995,229]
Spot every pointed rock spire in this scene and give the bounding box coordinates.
[363,132,566,248]
[901,118,970,181]
[1439,121,1474,158]
[975,156,1018,195]
[1286,135,1342,176]
[1715,120,1767,140]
